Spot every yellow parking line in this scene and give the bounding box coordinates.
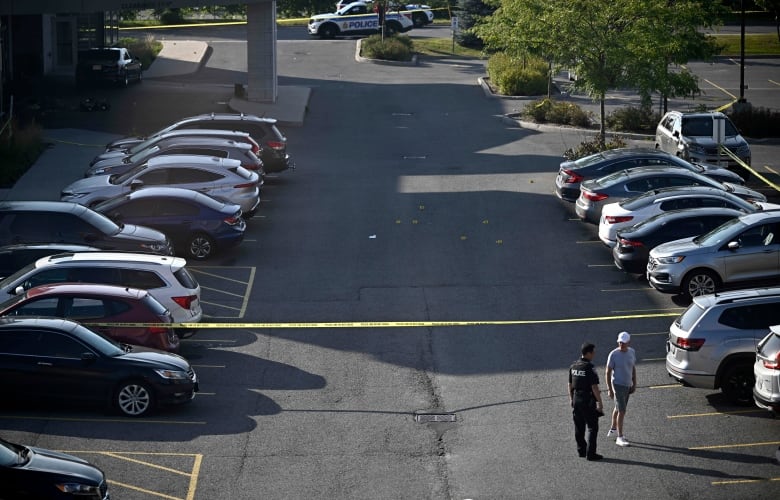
[189,266,252,284]
[642,357,666,361]
[190,364,225,368]
[181,338,236,342]
[690,440,780,450]
[0,415,206,424]
[703,78,738,99]
[108,480,183,500]
[102,452,192,476]
[601,288,653,292]
[199,286,246,298]
[667,409,764,419]
[649,384,681,389]
[199,300,242,311]
[576,240,601,244]
[587,264,614,267]
[238,266,256,318]
[768,79,780,87]
[612,308,684,313]
[712,477,780,485]
[187,454,203,500]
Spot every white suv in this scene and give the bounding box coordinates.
[0,252,202,332]
[667,287,780,404]
[754,325,780,413]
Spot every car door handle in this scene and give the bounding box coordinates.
[37,362,53,366]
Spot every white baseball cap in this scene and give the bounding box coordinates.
[617,331,631,343]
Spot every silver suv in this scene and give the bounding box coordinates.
[667,287,780,404]
[647,210,780,298]
[754,324,780,413]
[655,111,751,179]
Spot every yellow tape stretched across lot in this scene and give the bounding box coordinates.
[720,145,780,192]
[91,311,679,329]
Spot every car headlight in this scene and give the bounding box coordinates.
[56,482,99,494]
[141,242,167,253]
[92,167,108,175]
[155,369,189,380]
[655,255,685,264]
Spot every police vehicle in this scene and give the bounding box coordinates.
[335,1,434,27]
[309,1,414,39]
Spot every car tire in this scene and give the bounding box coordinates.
[137,70,143,84]
[385,21,401,35]
[115,380,154,417]
[187,233,215,260]
[412,12,426,28]
[681,269,719,298]
[319,23,338,39]
[720,363,754,405]
[120,70,129,87]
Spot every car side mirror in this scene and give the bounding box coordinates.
[14,285,25,295]
[727,241,740,251]
[129,179,144,191]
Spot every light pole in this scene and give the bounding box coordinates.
[739,0,747,104]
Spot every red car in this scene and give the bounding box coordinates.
[0,283,179,352]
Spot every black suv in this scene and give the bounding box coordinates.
[106,113,292,173]
[0,201,173,255]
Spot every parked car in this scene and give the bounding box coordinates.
[0,316,198,416]
[0,243,99,278]
[574,166,766,224]
[666,287,780,404]
[655,110,752,179]
[754,324,780,413]
[0,436,109,499]
[86,136,263,177]
[94,187,246,260]
[612,207,743,274]
[75,47,142,87]
[0,201,173,255]
[555,147,744,202]
[105,113,292,173]
[597,185,771,247]
[61,155,261,216]
[91,129,261,166]
[0,252,202,332]
[0,283,179,352]
[647,210,780,298]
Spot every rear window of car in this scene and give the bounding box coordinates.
[758,330,780,357]
[718,302,780,330]
[675,301,707,331]
[79,49,118,61]
[120,269,166,289]
[174,268,198,289]
[589,170,628,189]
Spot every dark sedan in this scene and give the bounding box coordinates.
[555,147,744,202]
[613,207,743,273]
[574,166,766,224]
[0,437,109,500]
[0,283,179,352]
[94,187,246,260]
[0,317,198,417]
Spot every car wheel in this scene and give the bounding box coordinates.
[115,380,154,417]
[137,70,143,84]
[681,269,719,298]
[121,70,129,87]
[188,233,215,260]
[320,23,338,39]
[721,364,754,405]
[412,12,426,28]
[385,21,401,35]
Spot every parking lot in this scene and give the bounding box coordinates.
[2,25,780,499]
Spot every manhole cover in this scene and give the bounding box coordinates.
[415,413,456,423]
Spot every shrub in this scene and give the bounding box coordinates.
[728,105,780,138]
[361,34,414,61]
[605,106,660,133]
[487,53,547,96]
[0,120,45,188]
[522,98,593,128]
[117,35,163,70]
[562,136,628,161]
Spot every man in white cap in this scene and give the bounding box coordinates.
[606,331,636,447]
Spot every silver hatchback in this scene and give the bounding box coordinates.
[754,324,780,413]
[647,210,780,298]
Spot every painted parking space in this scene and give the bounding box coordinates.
[58,450,202,500]
[188,266,255,319]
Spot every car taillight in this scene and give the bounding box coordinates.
[561,168,584,184]
[172,295,196,309]
[618,238,644,247]
[763,352,780,370]
[224,216,241,226]
[242,162,260,171]
[248,138,261,154]
[583,191,608,202]
[605,215,633,224]
[676,337,705,351]
[233,182,256,188]
[266,140,285,151]
[148,326,169,335]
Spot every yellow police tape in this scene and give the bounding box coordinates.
[44,137,106,148]
[91,311,679,329]
[719,145,780,192]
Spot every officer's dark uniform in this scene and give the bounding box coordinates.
[569,356,600,458]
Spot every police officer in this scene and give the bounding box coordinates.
[568,342,604,461]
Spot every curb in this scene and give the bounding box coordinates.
[355,39,418,66]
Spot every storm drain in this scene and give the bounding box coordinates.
[415,413,456,423]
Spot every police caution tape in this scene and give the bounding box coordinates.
[91,312,679,329]
[719,145,780,193]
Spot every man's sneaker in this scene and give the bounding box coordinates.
[616,436,630,447]
[607,428,618,438]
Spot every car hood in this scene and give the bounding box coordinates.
[722,182,767,202]
[121,348,191,371]
[106,136,145,151]
[685,135,746,147]
[650,236,699,256]
[92,150,130,163]
[62,174,114,194]
[25,446,104,485]
[117,223,168,243]
[86,156,132,176]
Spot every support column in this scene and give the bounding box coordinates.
[246,0,277,103]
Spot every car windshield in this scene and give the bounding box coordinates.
[0,292,29,311]
[0,440,25,466]
[129,145,160,164]
[588,170,628,189]
[0,261,38,287]
[114,163,148,184]
[93,195,129,213]
[693,217,747,246]
[128,136,160,155]
[681,116,739,137]
[74,322,125,356]
[619,190,665,210]
[573,152,607,167]
[82,209,122,235]
[675,301,707,331]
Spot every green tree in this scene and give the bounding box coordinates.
[755,0,780,42]
[476,0,722,140]
[277,0,336,17]
[455,0,497,48]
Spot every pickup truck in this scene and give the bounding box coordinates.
[309,1,414,39]
[75,47,143,87]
